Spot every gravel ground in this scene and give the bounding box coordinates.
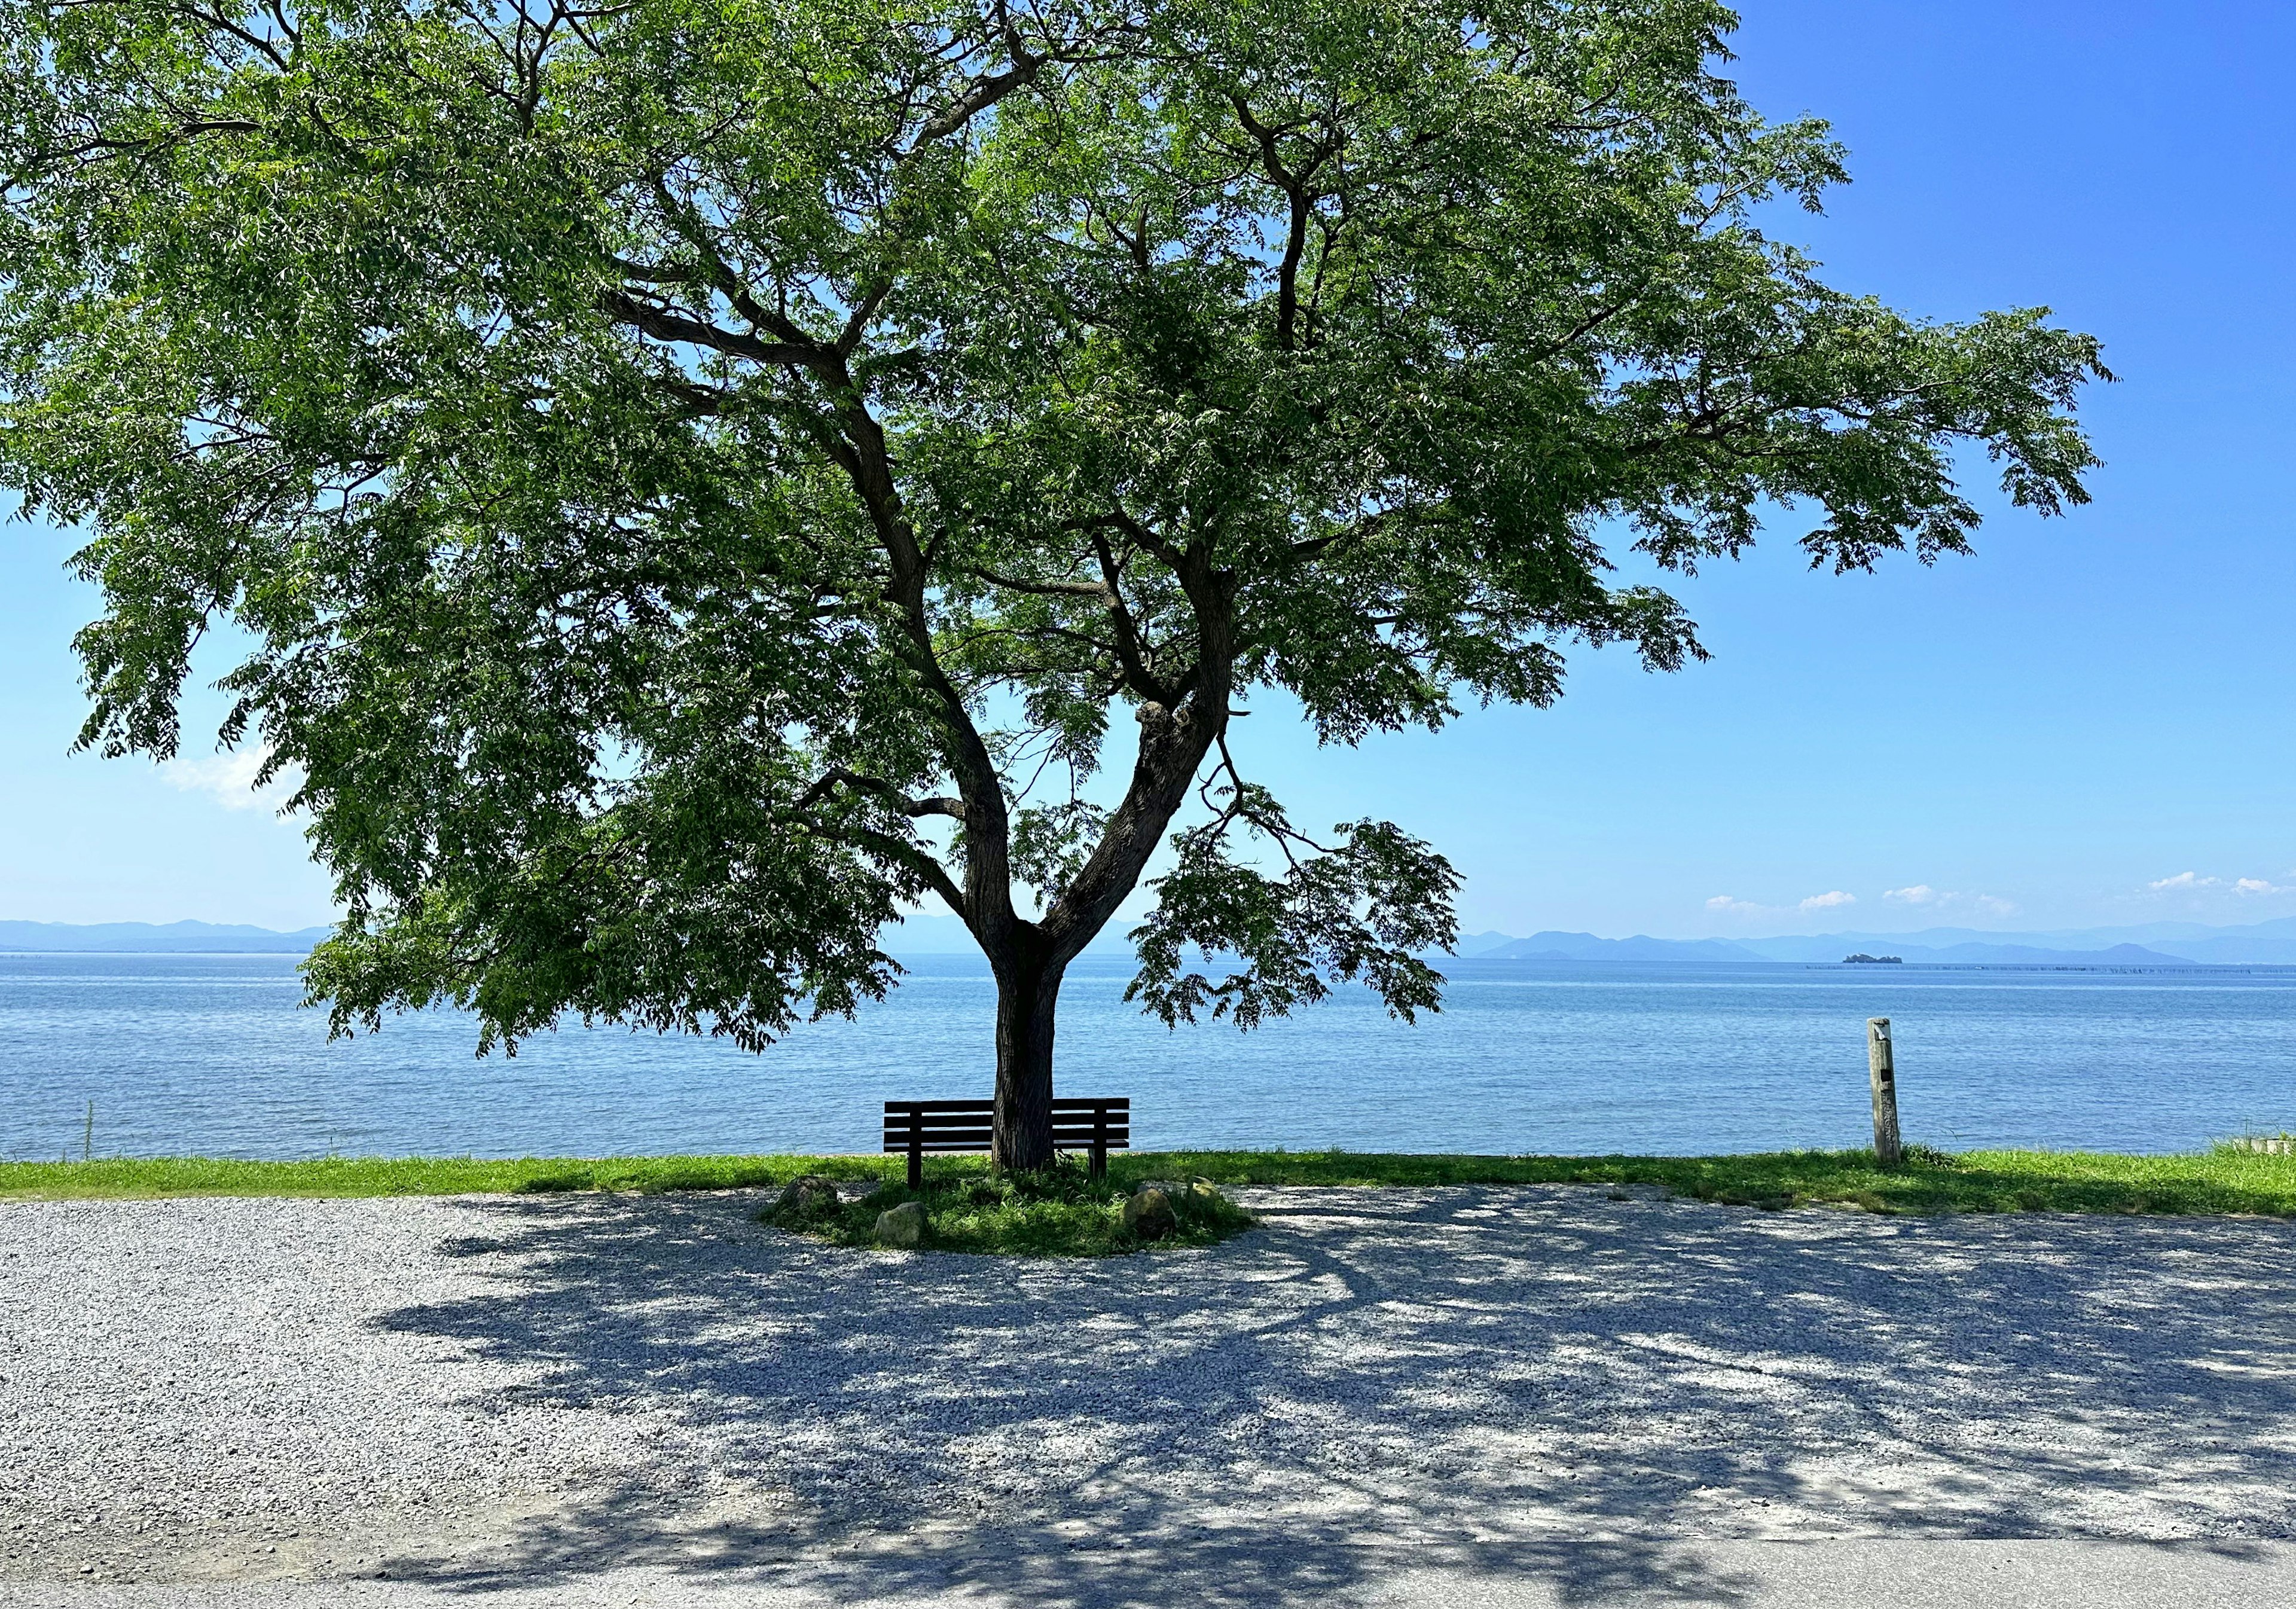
[4,1186,2295,1604]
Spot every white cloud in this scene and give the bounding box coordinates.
[1881,884,2020,918]
[2145,871,2294,900]
[1708,890,1858,923]
[160,745,298,813]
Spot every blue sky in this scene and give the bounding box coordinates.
[2,0,2291,938]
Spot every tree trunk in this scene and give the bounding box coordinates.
[991,954,1062,1171]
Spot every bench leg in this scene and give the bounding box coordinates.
[908,1135,922,1191]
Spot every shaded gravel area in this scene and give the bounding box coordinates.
[4,1187,2294,1601]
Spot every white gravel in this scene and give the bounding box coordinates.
[3,1186,2294,1596]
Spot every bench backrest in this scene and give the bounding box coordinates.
[881,1098,1131,1153]
[882,1097,1130,1183]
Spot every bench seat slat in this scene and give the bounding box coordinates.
[884,1125,1131,1131]
[883,1139,1132,1151]
[882,1100,1128,1116]
[883,1119,1132,1132]
[890,1134,1125,1147]
[883,1131,1132,1144]
[877,1134,1129,1147]
[884,1128,1131,1144]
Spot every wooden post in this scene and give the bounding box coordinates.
[905,1103,924,1190]
[1867,1018,1903,1166]
[1091,1104,1109,1181]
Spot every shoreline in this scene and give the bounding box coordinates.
[3,1146,2294,1218]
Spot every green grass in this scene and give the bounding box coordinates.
[0,1152,891,1201]
[1154,1143,2296,1217]
[764,1163,1260,1256]
[2,1145,2292,1220]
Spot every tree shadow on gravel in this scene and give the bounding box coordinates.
[368,1187,2296,1607]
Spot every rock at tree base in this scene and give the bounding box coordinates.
[1122,1187,1177,1240]
[774,1176,844,1220]
[875,1201,926,1248]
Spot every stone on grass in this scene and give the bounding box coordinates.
[774,1176,844,1219]
[1122,1187,1177,1240]
[1187,1180,1227,1208]
[875,1200,926,1249]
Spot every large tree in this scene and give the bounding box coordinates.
[1,0,2103,1166]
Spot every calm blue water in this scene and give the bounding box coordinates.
[2,952,2293,1159]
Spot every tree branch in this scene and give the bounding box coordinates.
[848,826,969,920]
[906,26,1044,152]
[645,177,823,351]
[1289,508,1389,563]
[797,767,967,822]
[962,563,1109,599]
[1229,93,1335,351]
[600,289,823,368]
[1085,524,1173,704]
[837,278,893,356]
[804,350,1019,951]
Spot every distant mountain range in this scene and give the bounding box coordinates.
[0,920,332,954]
[8,913,2296,964]
[1454,917,2296,966]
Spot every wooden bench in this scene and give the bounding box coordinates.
[882,1098,1130,1187]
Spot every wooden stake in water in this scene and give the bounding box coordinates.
[83,1099,93,1164]
[1867,1018,1902,1166]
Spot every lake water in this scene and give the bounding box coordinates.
[2,952,2293,1160]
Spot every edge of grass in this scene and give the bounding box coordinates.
[1153,1143,2296,1218]
[0,1152,890,1201]
[2,1145,2292,1219]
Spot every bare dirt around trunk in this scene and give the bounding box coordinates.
[4,1186,2294,1605]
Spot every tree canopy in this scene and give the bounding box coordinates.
[0,0,2105,1163]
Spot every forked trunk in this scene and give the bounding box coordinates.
[976,688,1230,1171]
[991,958,1062,1170]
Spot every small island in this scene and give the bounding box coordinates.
[1843,953,1904,964]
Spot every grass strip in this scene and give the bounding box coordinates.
[0,1152,882,1201]
[1,1146,2292,1218]
[1162,1144,2296,1217]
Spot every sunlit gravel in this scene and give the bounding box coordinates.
[3,1187,2294,1590]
